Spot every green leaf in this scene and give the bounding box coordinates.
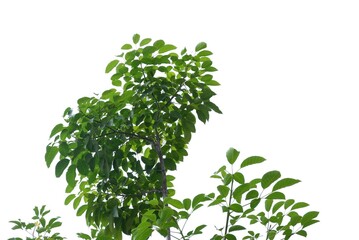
[45,145,59,168]
[265,199,273,212]
[165,198,184,209]
[233,172,245,184]
[192,193,206,208]
[229,203,243,213]
[226,147,240,164]
[266,192,285,199]
[133,34,140,44]
[272,178,301,192]
[229,225,246,232]
[245,190,259,200]
[64,194,76,205]
[284,199,295,209]
[66,165,76,188]
[240,156,266,168]
[296,230,307,237]
[76,205,87,216]
[197,50,213,57]
[153,39,165,49]
[217,185,230,197]
[250,198,261,208]
[233,183,251,199]
[159,44,177,53]
[292,202,309,210]
[183,198,191,210]
[121,43,132,50]
[272,201,285,213]
[55,159,70,178]
[261,170,281,189]
[49,123,64,138]
[195,42,207,52]
[105,60,119,73]
[301,211,319,226]
[140,38,152,46]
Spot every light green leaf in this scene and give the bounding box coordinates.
[195,42,207,52]
[140,38,152,46]
[265,199,273,212]
[159,44,177,53]
[76,205,87,216]
[165,198,184,209]
[272,178,301,192]
[55,159,70,178]
[233,172,245,184]
[66,165,76,188]
[121,43,132,50]
[226,147,239,165]
[105,60,119,73]
[133,34,140,44]
[240,156,266,168]
[197,50,213,57]
[217,185,230,197]
[261,170,281,189]
[64,194,76,205]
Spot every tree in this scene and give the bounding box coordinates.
[10,34,319,240]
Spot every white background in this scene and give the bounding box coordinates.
[1,0,358,239]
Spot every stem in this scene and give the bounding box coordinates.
[224,167,234,238]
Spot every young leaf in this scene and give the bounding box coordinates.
[105,60,119,73]
[240,156,265,168]
[226,147,239,164]
[133,33,140,44]
[261,170,281,189]
[121,43,132,50]
[272,178,301,192]
[195,42,207,52]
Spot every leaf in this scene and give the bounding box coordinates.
[266,192,285,199]
[105,60,119,73]
[165,198,184,209]
[261,170,281,189]
[233,172,245,184]
[45,145,59,168]
[197,50,213,57]
[159,44,177,53]
[272,178,301,192]
[226,147,240,165]
[296,230,307,237]
[192,193,206,208]
[229,203,243,213]
[240,156,265,168]
[183,198,191,210]
[245,190,259,200]
[217,185,230,197]
[140,38,152,46]
[49,123,64,138]
[229,225,246,232]
[292,202,309,210]
[250,198,261,209]
[153,39,165,49]
[55,159,70,177]
[76,205,87,216]
[265,199,273,212]
[284,199,295,209]
[233,183,251,199]
[195,42,207,52]
[64,194,76,205]
[66,165,76,188]
[133,34,140,44]
[272,201,285,213]
[121,43,132,50]
[301,211,319,226]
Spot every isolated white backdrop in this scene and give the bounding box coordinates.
[1,0,358,239]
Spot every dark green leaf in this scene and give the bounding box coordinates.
[265,199,273,212]
[301,211,319,226]
[261,170,281,189]
[183,198,191,210]
[45,145,58,168]
[229,225,246,232]
[165,198,184,209]
[266,192,285,199]
[217,185,230,197]
[195,42,207,52]
[226,147,239,164]
[272,201,285,213]
[240,156,266,168]
[272,178,301,192]
[192,193,206,208]
[250,198,261,208]
[55,159,70,177]
[296,230,307,237]
[245,190,259,200]
[292,202,309,210]
[105,60,119,73]
[284,199,295,209]
[76,205,87,216]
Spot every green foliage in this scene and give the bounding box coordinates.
[9,206,65,240]
[8,34,319,240]
[45,34,221,238]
